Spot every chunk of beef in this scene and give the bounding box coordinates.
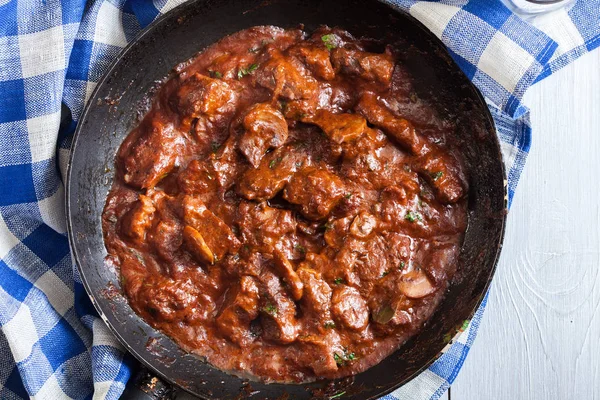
[341,127,387,161]
[137,277,214,324]
[237,201,297,253]
[177,159,217,198]
[121,194,156,242]
[215,276,260,346]
[356,92,427,155]
[258,271,298,344]
[331,286,369,331]
[304,110,366,144]
[150,219,182,262]
[331,47,395,85]
[211,136,245,191]
[169,73,235,123]
[288,44,336,80]
[254,50,318,101]
[421,241,459,286]
[237,145,304,201]
[296,266,332,321]
[294,334,340,375]
[323,216,353,249]
[283,168,345,220]
[416,152,466,203]
[273,250,303,301]
[121,116,184,189]
[238,103,289,168]
[182,196,240,262]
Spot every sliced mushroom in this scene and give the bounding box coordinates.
[398,269,435,299]
[183,225,215,264]
[349,211,377,239]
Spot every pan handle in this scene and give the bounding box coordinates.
[121,367,175,400]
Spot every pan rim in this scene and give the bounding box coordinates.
[65,0,508,398]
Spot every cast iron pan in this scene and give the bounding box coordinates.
[66,0,507,398]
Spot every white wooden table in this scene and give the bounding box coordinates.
[448,48,600,400]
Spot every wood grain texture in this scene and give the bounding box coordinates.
[451,49,600,399]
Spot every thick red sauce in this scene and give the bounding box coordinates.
[102,26,468,383]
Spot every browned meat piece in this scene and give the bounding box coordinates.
[121,194,155,241]
[169,73,235,123]
[254,50,318,101]
[288,44,336,80]
[421,242,459,286]
[416,153,466,203]
[304,110,366,144]
[356,92,427,155]
[182,196,240,262]
[238,103,289,168]
[177,159,217,197]
[331,286,369,331]
[258,271,299,344]
[210,136,245,191]
[273,250,303,301]
[341,127,387,161]
[323,216,353,249]
[283,168,345,220]
[149,219,182,262]
[294,334,340,375]
[136,277,213,324]
[183,226,215,264]
[237,146,304,201]
[331,47,395,85]
[121,116,183,189]
[237,201,296,253]
[296,266,332,320]
[215,276,260,346]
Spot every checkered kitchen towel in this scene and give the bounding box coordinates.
[0,0,598,398]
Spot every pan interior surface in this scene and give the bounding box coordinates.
[66,0,506,398]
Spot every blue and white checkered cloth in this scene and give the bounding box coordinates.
[0,0,598,398]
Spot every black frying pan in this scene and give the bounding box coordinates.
[66,0,507,398]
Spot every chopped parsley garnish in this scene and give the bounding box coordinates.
[333,277,344,285]
[405,210,422,222]
[398,261,406,270]
[461,319,470,331]
[322,222,333,231]
[324,321,336,329]
[269,157,282,169]
[321,34,338,50]
[295,244,306,254]
[329,392,346,399]
[333,350,357,366]
[263,304,278,316]
[344,193,352,199]
[431,171,444,181]
[208,70,222,79]
[381,270,390,277]
[237,63,259,79]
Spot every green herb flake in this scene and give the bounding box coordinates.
[443,332,453,344]
[333,350,357,366]
[208,70,222,79]
[269,157,282,169]
[321,34,338,50]
[333,352,344,366]
[323,222,333,231]
[329,391,346,399]
[398,261,406,270]
[333,277,344,285]
[431,171,444,181]
[405,210,422,222]
[344,193,352,199]
[381,270,390,277]
[347,352,356,361]
[324,321,336,329]
[295,244,306,254]
[461,319,470,331]
[263,304,278,316]
[237,63,259,79]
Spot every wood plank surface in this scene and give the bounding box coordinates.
[451,49,600,399]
